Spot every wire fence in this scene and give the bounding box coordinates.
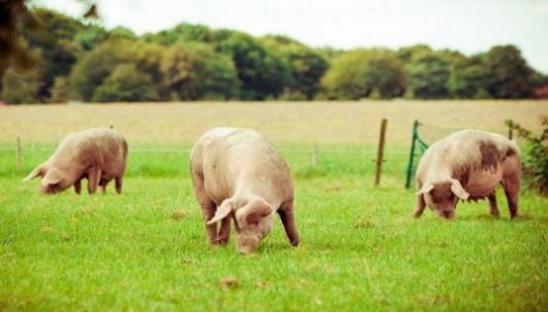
[1,121,517,184]
[0,144,411,154]
[0,139,412,182]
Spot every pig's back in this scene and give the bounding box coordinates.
[52,128,127,172]
[417,129,519,182]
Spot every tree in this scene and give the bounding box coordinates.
[20,8,85,100]
[262,37,328,100]
[74,25,109,51]
[161,43,240,100]
[126,41,167,99]
[29,8,84,42]
[144,23,213,45]
[484,45,534,98]
[218,33,291,99]
[1,67,40,104]
[321,49,406,100]
[50,76,69,103]
[405,50,451,99]
[0,1,41,80]
[448,55,491,98]
[397,44,432,63]
[93,64,158,102]
[110,26,137,40]
[68,39,132,101]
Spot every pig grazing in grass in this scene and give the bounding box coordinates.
[414,130,521,219]
[190,127,299,254]
[23,128,128,195]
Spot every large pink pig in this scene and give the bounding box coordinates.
[190,127,299,254]
[414,130,521,219]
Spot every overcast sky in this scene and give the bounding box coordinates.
[34,0,548,73]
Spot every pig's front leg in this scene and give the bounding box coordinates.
[487,193,499,217]
[74,179,82,195]
[278,200,299,247]
[414,194,426,218]
[191,171,218,245]
[217,217,231,245]
[87,168,102,194]
[202,202,219,245]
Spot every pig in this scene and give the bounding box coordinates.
[414,129,520,219]
[190,127,299,254]
[23,127,128,195]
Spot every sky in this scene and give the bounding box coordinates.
[34,0,548,73]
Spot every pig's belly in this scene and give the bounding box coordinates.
[465,169,502,198]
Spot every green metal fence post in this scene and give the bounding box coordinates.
[405,120,419,189]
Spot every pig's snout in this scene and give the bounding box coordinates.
[438,209,454,219]
[39,185,56,194]
[236,233,260,254]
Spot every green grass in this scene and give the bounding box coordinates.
[0,147,546,311]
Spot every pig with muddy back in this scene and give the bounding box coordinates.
[414,130,521,219]
[190,127,299,254]
[23,127,128,194]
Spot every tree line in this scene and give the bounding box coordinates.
[1,7,546,104]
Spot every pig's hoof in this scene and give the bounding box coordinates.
[215,238,229,246]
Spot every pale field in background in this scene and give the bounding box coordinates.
[1,100,546,146]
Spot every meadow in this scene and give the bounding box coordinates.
[0,101,547,311]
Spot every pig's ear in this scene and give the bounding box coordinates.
[416,182,434,195]
[207,201,233,225]
[41,168,63,187]
[244,202,273,226]
[22,165,45,183]
[450,179,469,200]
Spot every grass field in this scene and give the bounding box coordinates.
[0,101,547,311]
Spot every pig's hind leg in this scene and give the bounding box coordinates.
[74,179,82,195]
[278,200,299,247]
[487,193,499,217]
[502,156,520,219]
[115,177,123,194]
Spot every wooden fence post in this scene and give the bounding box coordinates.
[16,137,22,174]
[374,119,387,186]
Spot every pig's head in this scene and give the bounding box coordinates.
[23,165,72,194]
[207,196,274,254]
[417,179,470,219]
